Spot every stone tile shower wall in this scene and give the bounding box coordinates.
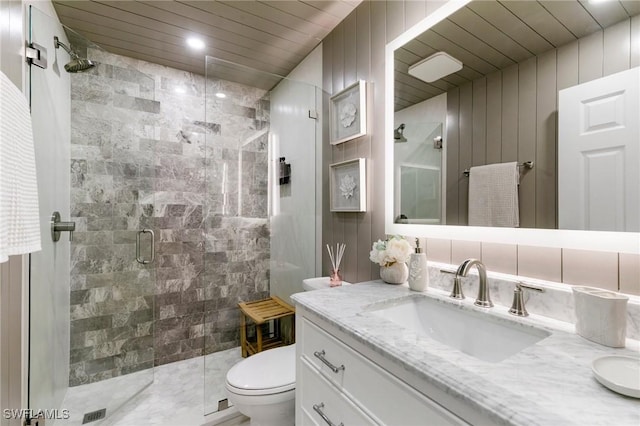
[69,49,270,386]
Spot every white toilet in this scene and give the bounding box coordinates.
[225,277,352,425]
[225,344,296,426]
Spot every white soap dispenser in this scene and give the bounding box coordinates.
[408,238,428,292]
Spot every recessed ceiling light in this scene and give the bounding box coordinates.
[409,52,463,83]
[186,37,205,50]
[215,92,227,99]
[174,86,186,94]
[588,0,611,3]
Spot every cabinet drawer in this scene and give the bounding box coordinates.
[299,357,375,426]
[301,318,351,387]
[301,318,466,426]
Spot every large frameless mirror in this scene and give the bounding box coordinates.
[384,0,640,253]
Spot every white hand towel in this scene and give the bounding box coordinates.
[468,162,519,227]
[0,71,41,262]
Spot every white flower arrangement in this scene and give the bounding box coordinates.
[369,236,412,267]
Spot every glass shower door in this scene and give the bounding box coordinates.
[28,6,73,420]
[28,6,156,424]
[203,56,320,415]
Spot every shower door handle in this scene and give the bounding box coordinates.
[136,229,155,264]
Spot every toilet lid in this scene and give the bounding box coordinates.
[226,344,296,395]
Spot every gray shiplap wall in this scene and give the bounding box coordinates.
[321,0,639,289]
[322,1,447,283]
[446,16,640,228]
[0,2,26,422]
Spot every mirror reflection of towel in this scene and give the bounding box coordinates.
[0,71,41,262]
[468,162,519,227]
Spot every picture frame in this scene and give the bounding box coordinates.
[329,80,367,145]
[330,158,366,212]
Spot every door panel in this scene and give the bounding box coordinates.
[558,67,639,231]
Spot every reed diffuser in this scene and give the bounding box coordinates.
[326,243,346,287]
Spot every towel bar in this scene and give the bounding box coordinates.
[463,161,533,177]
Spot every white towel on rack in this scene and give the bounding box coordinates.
[468,162,519,227]
[0,71,41,262]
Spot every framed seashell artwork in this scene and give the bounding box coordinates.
[329,158,366,212]
[329,80,367,145]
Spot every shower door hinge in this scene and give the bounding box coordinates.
[217,399,229,411]
[308,109,318,120]
[26,42,48,69]
[433,136,443,150]
[23,414,44,426]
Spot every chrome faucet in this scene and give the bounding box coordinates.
[453,259,493,308]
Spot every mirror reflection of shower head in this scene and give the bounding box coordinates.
[54,36,96,73]
[394,123,407,143]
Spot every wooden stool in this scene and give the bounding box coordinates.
[238,296,295,357]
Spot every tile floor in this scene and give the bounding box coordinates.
[58,348,244,426]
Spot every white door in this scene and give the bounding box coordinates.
[558,67,639,232]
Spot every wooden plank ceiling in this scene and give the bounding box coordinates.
[395,0,640,111]
[52,0,361,90]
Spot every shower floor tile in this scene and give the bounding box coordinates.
[58,347,243,426]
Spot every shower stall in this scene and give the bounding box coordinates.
[27,5,321,425]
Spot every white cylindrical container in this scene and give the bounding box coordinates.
[408,238,428,292]
[573,286,628,348]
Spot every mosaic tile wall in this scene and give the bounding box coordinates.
[69,48,270,386]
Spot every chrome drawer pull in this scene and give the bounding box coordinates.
[313,403,343,426]
[313,350,345,373]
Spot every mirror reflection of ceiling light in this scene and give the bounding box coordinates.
[174,86,186,94]
[186,37,205,50]
[408,52,463,83]
[215,92,227,99]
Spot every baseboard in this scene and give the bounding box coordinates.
[201,406,248,426]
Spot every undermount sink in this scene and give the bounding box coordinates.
[365,296,551,363]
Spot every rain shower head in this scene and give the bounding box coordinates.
[64,58,97,73]
[394,123,407,143]
[54,36,96,73]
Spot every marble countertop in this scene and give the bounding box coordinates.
[291,281,640,426]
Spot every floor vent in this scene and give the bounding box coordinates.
[218,399,229,411]
[82,409,106,424]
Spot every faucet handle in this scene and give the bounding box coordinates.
[450,277,465,300]
[440,269,464,299]
[508,282,545,317]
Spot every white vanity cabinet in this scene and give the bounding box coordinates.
[295,308,466,426]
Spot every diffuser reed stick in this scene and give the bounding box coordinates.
[326,243,346,287]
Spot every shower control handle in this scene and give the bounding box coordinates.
[136,229,155,265]
[51,211,75,242]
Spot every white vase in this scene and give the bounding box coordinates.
[380,263,409,285]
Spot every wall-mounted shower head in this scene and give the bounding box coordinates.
[64,57,97,73]
[54,36,96,73]
[394,123,407,143]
